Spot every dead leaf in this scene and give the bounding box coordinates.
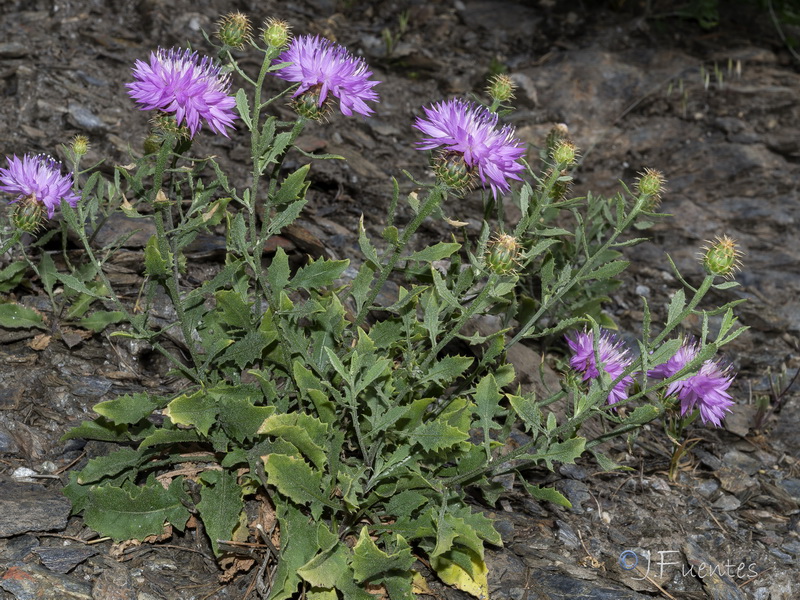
[29,333,51,351]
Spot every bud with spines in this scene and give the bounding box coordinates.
[551,140,578,168]
[486,233,522,275]
[545,123,570,156]
[701,235,743,279]
[262,18,291,50]
[635,168,666,209]
[486,74,516,104]
[217,12,252,50]
[71,135,89,157]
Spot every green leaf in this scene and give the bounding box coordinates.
[667,288,686,325]
[352,527,414,583]
[215,289,253,330]
[358,216,380,266]
[76,448,143,484]
[272,164,311,205]
[218,396,275,443]
[235,88,252,130]
[0,260,27,292]
[82,476,190,541]
[519,479,572,508]
[623,404,661,426]
[269,503,323,600]
[474,374,502,459]
[138,427,201,449]
[267,247,290,293]
[507,394,541,435]
[407,242,461,263]
[164,390,217,436]
[0,302,45,329]
[585,260,629,281]
[385,490,429,520]
[265,198,307,236]
[143,235,170,280]
[292,360,336,423]
[37,253,56,296]
[263,454,333,518]
[419,355,473,387]
[76,310,127,332]
[197,469,243,556]
[61,417,129,443]
[94,392,162,425]
[410,421,469,452]
[297,543,349,589]
[258,413,328,469]
[522,437,586,471]
[289,257,350,291]
[219,329,271,370]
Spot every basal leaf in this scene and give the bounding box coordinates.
[197,469,243,556]
[352,527,414,583]
[163,390,217,436]
[219,329,272,370]
[76,447,143,485]
[269,502,322,600]
[258,413,328,469]
[431,546,488,600]
[60,417,129,443]
[138,427,201,449]
[0,302,45,329]
[410,421,469,453]
[292,360,336,423]
[218,396,275,442]
[263,454,332,518]
[297,544,349,589]
[83,476,190,542]
[93,392,163,425]
[76,310,127,332]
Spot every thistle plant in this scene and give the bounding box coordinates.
[0,11,747,600]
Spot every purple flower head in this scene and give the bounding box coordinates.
[0,154,79,219]
[566,329,635,406]
[273,35,380,118]
[126,47,237,138]
[414,98,526,198]
[648,339,735,427]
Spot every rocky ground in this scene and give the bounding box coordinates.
[0,0,798,599]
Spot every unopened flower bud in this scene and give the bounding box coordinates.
[71,135,89,157]
[433,152,475,193]
[262,18,291,49]
[217,12,252,49]
[486,233,522,275]
[551,140,578,167]
[486,74,516,103]
[701,235,743,279]
[636,168,666,202]
[12,196,45,233]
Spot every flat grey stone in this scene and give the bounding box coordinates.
[0,481,71,537]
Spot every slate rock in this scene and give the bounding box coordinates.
[0,561,91,599]
[0,481,71,537]
[33,545,99,574]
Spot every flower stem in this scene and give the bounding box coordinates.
[354,184,445,327]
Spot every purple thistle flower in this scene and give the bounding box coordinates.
[0,154,79,219]
[566,329,635,406]
[273,35,380,118]
[647,338,735,427]
[126,47,237,137]
[414,98,526,198]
